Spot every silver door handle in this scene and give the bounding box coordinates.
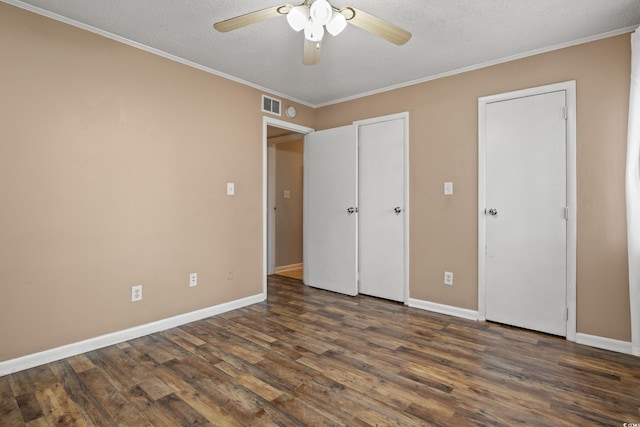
[347,207,355,214]
[394,207,402,214]
[487,208,498,216]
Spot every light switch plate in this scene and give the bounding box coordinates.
[444,181,453,195]
[284,190,291,199]
[227,182,235,196]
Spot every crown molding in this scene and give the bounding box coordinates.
[316,25,639,108]
[0,0,315,108]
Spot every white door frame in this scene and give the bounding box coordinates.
[478,81,577,341]
[263,117,314,296]
[267,141,276,275]
[354,112,410,304]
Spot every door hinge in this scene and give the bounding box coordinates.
[563,206,569,220]
[565,307,569,321]
[563,106,568,120]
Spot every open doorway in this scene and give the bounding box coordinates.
[268,126,304,279]
[262,118,313,294]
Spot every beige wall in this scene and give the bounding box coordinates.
[0,3,314,362]
[316,35,632,341]
[1,1,633,363]
[275,140,304,267]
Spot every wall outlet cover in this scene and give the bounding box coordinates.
[131,285,143,302]
[444,272,454,286]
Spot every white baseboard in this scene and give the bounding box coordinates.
[408,298,479,321]
[575,333,634,355]
[0,293,265,377]
[409,301,636,356]
[275,263,303,273]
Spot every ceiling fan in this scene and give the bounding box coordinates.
[213,1,411,65]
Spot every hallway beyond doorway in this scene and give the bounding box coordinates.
[275,267,303,280]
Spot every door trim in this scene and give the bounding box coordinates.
[477,81,577,341]
[263,117,314,296]
[267,142,276,275]
[354,112,410,304]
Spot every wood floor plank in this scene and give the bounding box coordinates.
[2,275,640,426]
[97,345,154,385]
[285,376,360,423]
[8,371,36,397]
[118,385,174,427]
[160,327,207,353]
[127,335,178,365]
[205,317,278,347]
[154,393,212,426]
[214,361,284,402]
[161,359,271,425]
[65,354,95,375]
[271,393,348,426]
[49,360,117,426]
[83,349,138,392]
[0,375,25,427]
[33,384,87,427]
[141,361,243,425]
[26,365,58,390]
[15,393,43,423]
[24,417,48,427]
[136,377,172,401]
[76,368,151,426]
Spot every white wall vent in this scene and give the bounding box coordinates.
[262,95,281,116]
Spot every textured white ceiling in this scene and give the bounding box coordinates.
[4,0,640,106]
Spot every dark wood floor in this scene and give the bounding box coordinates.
[2,275,639,426]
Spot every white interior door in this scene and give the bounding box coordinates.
[303,125,358,296]
[484,90,568,336]
[358,118,406,302]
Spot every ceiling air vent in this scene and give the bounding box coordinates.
[262,95,281,116]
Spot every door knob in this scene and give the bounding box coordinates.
[347,207,355,214]
[487,208,498,216]
[394,207,402,214]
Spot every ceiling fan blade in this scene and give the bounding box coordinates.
[342,7,411,45]
[214,5,291,32]
[303,39,321,65]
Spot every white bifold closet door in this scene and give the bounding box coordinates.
[358,118,405,302]
[303,125,358,296]
[304,116,406,302]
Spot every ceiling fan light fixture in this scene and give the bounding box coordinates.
[304,19,324,42]
[326,10,347,36]
[213,2,412,66]
[286,5,309,32]
[309,0,333,26]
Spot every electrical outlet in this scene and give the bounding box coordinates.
[226,269,235,280]
[444,272,454,286]
[189,272,197,287]
[131,285,142,302]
